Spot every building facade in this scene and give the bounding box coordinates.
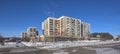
[21,32,29,41]
[27,27,38,37]
[21,27,38,41]
[42,16,90,41]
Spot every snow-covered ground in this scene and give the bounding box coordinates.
[22,40,120,49]
[0,40,120,49]
[0,40,120,54]
[0,42,25,48]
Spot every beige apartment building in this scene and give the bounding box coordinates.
[42,16,90,41]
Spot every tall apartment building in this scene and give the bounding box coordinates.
[21,27,38,41]
[21,32,28,41]
[81,22,90,39]
[27,27,38,37]
[42,16,90,41]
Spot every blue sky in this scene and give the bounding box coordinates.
[0,0,120,37]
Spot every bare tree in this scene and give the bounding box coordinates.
[0,34,4,45]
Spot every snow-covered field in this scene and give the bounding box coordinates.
[0,42,25,48]
[0,40,120,49]
[0,40,120,54]
[22,40,120,49]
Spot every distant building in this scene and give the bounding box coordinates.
[21,32,28,41]
[27,27,38,38]
[81,22,90,40]
[21,27,38,42]
[90,32,113,40]
[42,16,90,41]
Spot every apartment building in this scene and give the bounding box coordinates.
[21,27,38,41]
[27,27,38,37]
[42,16,90,41]
[81,22,90,39]
[21,32,28,41]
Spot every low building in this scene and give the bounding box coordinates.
[36,35,45,42]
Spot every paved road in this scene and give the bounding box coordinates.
[0,47,96,54]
